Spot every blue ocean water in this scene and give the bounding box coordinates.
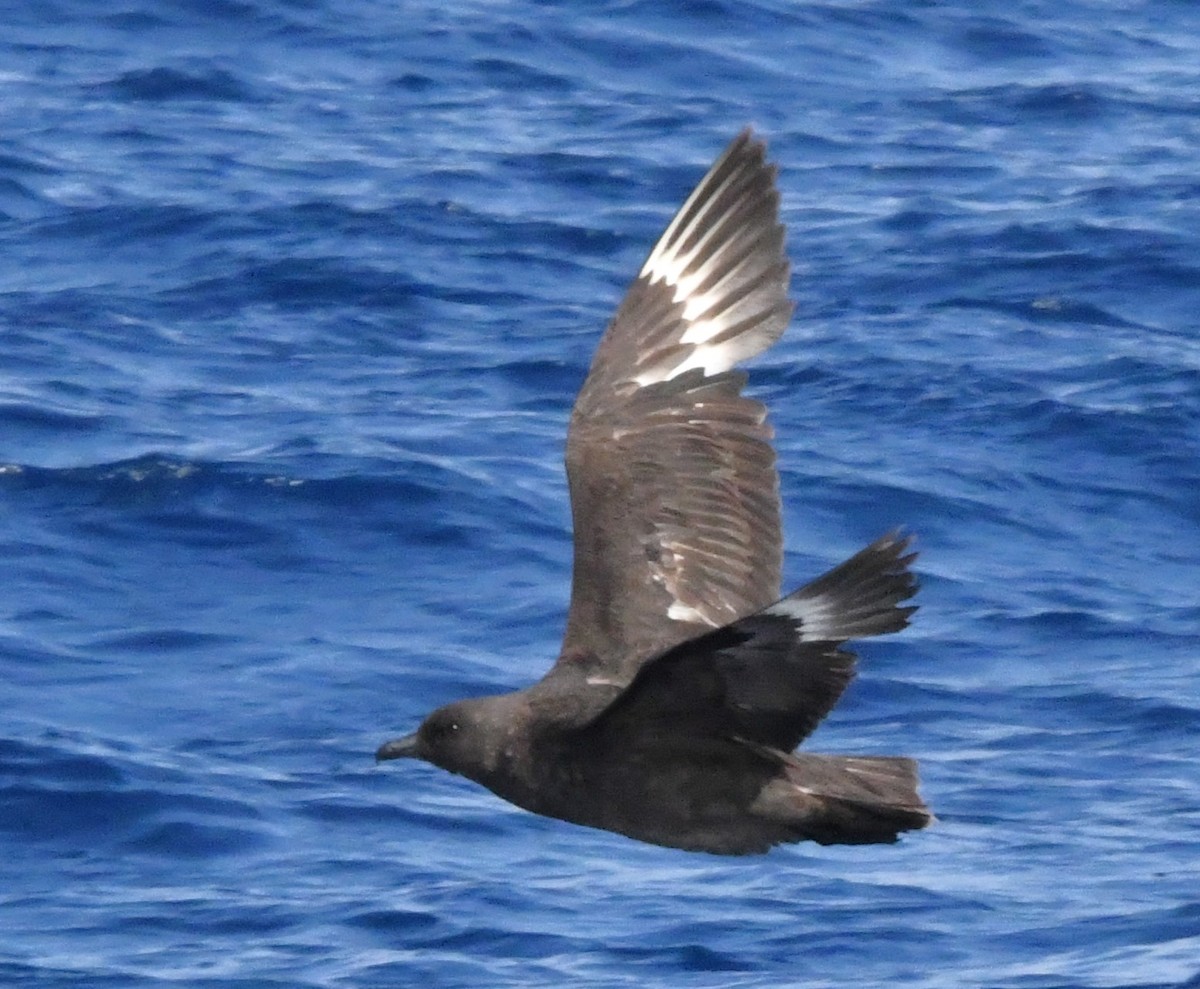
[3,0,1199,985]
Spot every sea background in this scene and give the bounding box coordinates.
[2,1,1199,986]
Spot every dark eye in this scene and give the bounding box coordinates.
[426,718,460,742]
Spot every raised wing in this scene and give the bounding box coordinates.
[556,130,793,683]
[569,533,919,752]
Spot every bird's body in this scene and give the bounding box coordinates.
[377,130,932,855]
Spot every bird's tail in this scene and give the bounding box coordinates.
[775,753,934,845]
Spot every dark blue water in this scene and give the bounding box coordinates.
[3,2,1199,986]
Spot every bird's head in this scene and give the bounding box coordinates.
[376,697,510,781]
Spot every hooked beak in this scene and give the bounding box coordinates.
[375,732,420,762]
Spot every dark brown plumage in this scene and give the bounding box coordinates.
[376,130,932,854]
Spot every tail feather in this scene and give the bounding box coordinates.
[750,750,934,846]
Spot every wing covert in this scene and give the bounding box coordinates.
[567,534,919,752]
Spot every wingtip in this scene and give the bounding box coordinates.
[730,125,768,155]
[874,527,918,557]
[769,529,920,642]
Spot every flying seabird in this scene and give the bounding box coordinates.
[377,129,932,855]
